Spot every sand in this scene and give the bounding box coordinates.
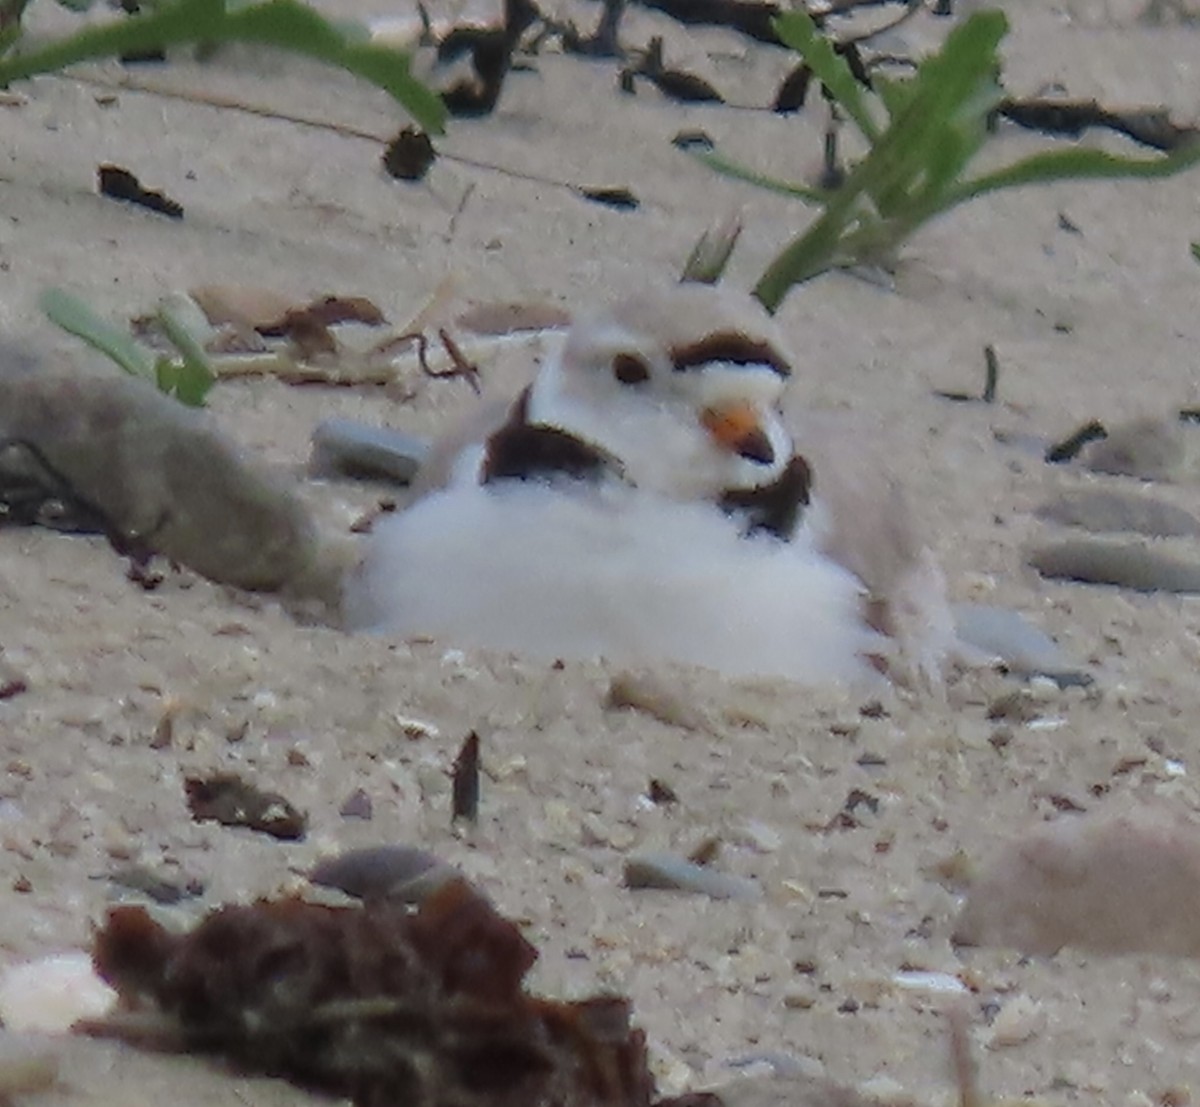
[3,0,1200,1102]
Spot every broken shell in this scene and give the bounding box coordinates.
[622,851,762,902]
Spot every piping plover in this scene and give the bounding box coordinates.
[344,285,952,686]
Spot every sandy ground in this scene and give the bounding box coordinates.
[3,0,1200,1103]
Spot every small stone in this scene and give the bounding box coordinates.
[623,851,762,901]
[338,788,373,820]
[309,418,429,486]
[987,994,1045,1047]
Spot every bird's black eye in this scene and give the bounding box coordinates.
[612,353,651,385]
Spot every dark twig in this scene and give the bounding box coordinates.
[451,731,481,823]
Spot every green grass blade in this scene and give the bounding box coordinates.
[949,140,1200,206]
[689,147,830,204]
[1191,241,1200,264]
[39,287,157,380]
[0,0,445,133]
[156,302,217,406]
[773,10,880,143]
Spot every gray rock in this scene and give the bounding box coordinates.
[1029,539,1200,592]
[1035,488,1200,538]
[0,357,321,594]
[309,418,430,485]
[953,602,1080,680]
[1079,417,1189,482]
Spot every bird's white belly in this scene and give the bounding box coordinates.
[343,481,884,686]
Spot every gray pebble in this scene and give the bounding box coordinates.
[309,418,430,485]
[309,845,458,904]
[1079,417,1189,482]
[1035,488,1200,538]
[1029,539,1200,593]
[953,603,1076,678]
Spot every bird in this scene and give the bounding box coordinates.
[343,285,952,686]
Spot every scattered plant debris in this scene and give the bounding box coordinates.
[934,343,999,402]
[686,9,1200,305]
[621,37,724,104]
[42,288,216,406]
[635,0,782,44]
[451,731,481,823]
[97,164,184,218]
[1044,419,1107,463]
[184,771,307,840]
[435,0,537,116]
[997,96,1199,153]
[0,0,446,135]
[84,880,711,1106]
[382,126,437,180]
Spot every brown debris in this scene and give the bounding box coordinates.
[86,879,699,1107]
[184,771,307,840]
[97,164,184,219]
[452,731,481,823]
[383,127,437,181]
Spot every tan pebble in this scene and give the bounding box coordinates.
[987,995,1045,1048]
[540,799,574,841]
[783,987,816,1010]
[487,755,527,782]
[580,813,612,847]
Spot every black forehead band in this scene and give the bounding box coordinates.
[669,332,791,379]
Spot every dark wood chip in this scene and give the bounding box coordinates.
[451,731,480,823]
[184,772,307,840]
[647,69,724,103]
[97,164,183,219]
[576,185,640,210]
[647,778,678,804]
[1045,420,1108,463]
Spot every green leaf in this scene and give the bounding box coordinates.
[39,287,157,380]
[1191,241,1200,264]
[155,302,217,406]
[773,10,880,143]
[949,140,1200,207]
[0,0,446,133]
[689,147,830,205]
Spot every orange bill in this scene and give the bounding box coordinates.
[700,402,775,464]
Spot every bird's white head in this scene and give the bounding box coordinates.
[529,284,797,501]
